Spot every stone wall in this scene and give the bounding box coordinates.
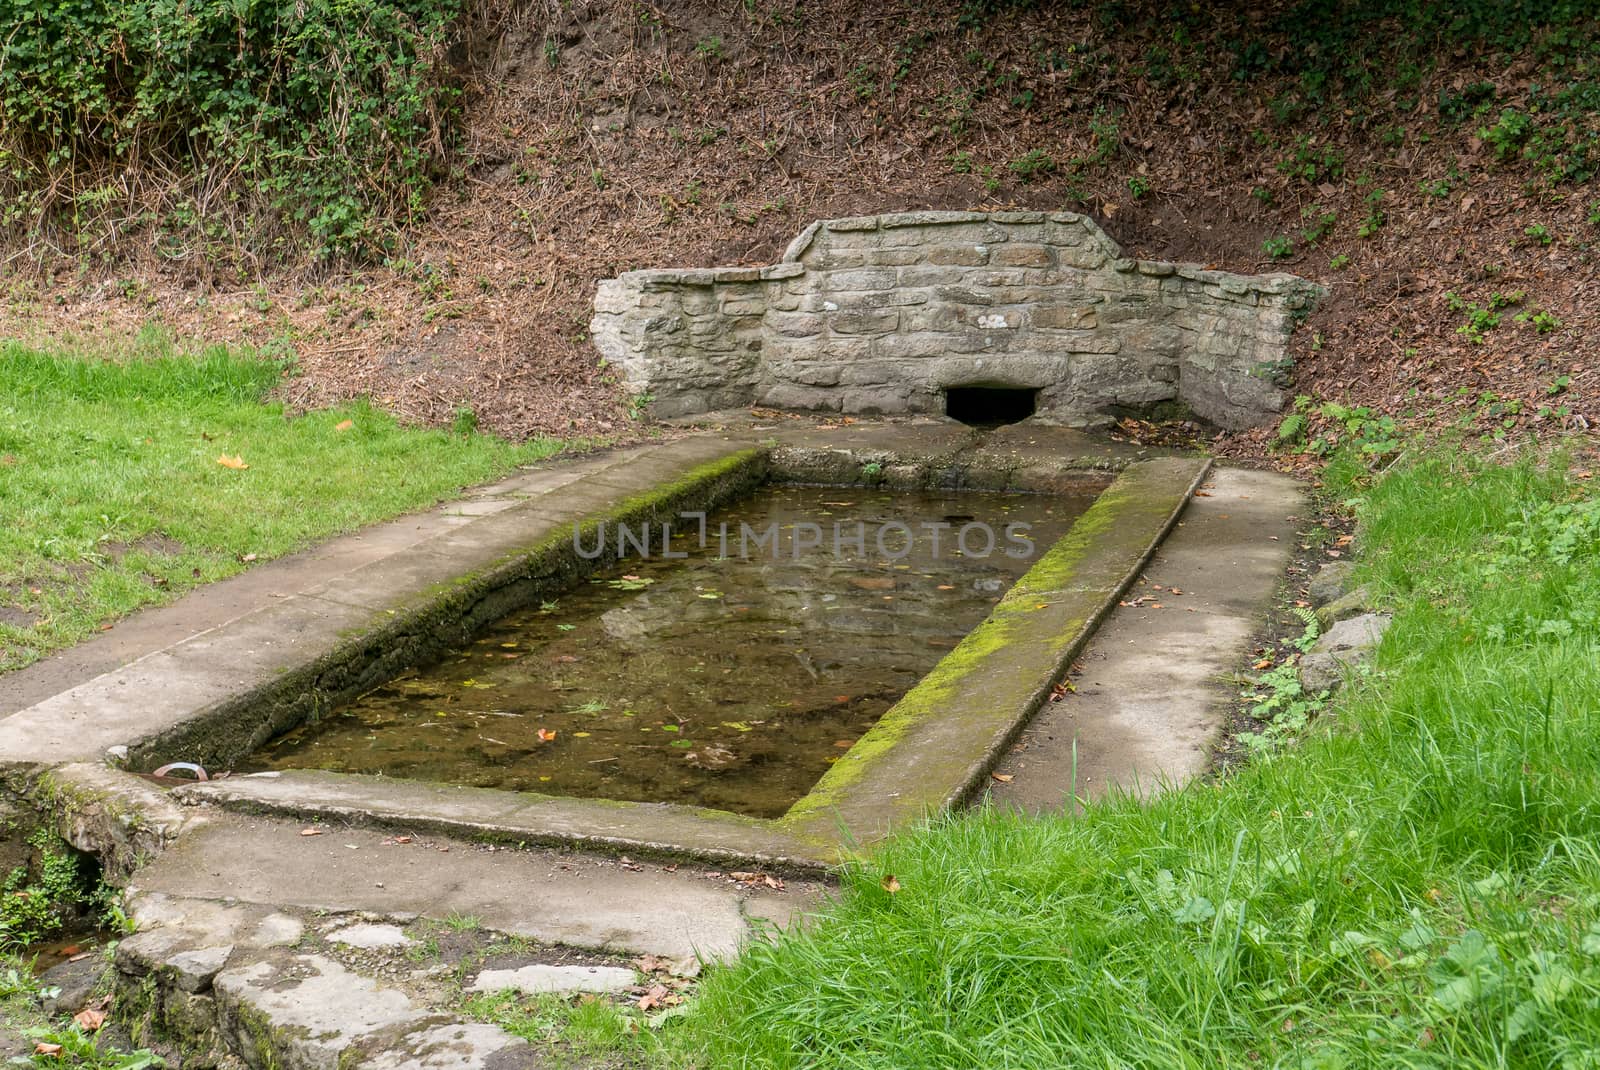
[590,211,1321,429]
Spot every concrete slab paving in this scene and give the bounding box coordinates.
[986,465,1304,810]
[175,769,831,871]
[131,812,822,962]
[331,923,413,950]
[468,964,636,997]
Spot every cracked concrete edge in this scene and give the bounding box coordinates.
[0,762,204,882]
[172,771,837,877]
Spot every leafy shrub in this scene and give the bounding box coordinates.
[0,0,471,261]
[1008,148,1057,181]
[0,832,102,952]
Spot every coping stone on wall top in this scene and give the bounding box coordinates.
[878,210,993,229]
[781,221,825,263]
[621,268,719,288]
[822,215,883,231]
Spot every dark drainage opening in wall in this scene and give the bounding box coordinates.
[944,386,1039,427]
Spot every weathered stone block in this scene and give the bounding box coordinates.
[813,250,869,270]
[758,382,843,411]
[931,286,995,307]
[973,311,1020,330]
[1031,306,1098,330]
[641,314,685,335]
[787,364,845,387]
[815,227,883,250]
[842,385,915,414]
[1034,329,1121,354]
[991,211,1047,224]
[814,337,875,361]
[823,268,898,292]
[721,297,766,317]
[1123,323,1185,358]
[767,311,827,338]
[830,310,900,335]
[868,247,925,267]
[897,265,969,288]
[872,333,965,360]
[901,307,968,333]
[1058,244,1111,270]
[966,269,1029,288]
[927,245,990,266]
[991,244,1054,268]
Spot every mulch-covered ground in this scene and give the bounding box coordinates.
[3,1,1595,457]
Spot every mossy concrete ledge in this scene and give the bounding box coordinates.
[777,454,1211,848]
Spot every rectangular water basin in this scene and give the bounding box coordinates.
[242,484,1097,818]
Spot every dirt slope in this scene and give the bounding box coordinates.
[4,1,1595,451]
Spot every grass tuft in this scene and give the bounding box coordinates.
[679,450,1600,1068]
[0,342,565,671]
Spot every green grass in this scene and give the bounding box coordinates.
[671,450,1600,1068]
[1,954,51,1048]
[0,342,565,672]
[461,989,642,1059]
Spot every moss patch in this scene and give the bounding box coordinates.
[780,458,1207,840]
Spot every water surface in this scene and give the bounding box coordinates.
[246,484,1093,817]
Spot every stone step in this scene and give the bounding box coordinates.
[115,893,540,1069]
[128,811,818,963]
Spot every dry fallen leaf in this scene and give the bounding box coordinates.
[33,1042,62,1056]
[638,983,670,1011]
[73,1007,106,1032]
[335,419,355,431]
[537,728,557,742]
[299,828,323,837]
[991,772,1014,783]
[881,874,901,894]
[217,454,249,470]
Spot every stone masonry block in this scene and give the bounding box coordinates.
[830,310,900,335]
[766,311,827,338]
[822,269,898,292]
[990,244,1054,268]
[927,245,990,266]
[897,265,969,288]
[1030,306,1099,330]
[867,248,926,267]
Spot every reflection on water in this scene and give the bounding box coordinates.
[245,485,1093,817]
